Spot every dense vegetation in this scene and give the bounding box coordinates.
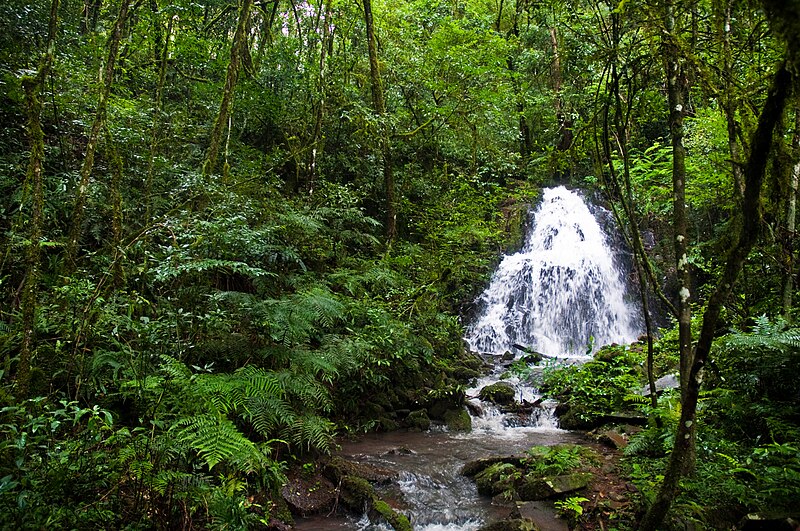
[0,0,798,529]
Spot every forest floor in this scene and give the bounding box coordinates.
[574,434,641,531]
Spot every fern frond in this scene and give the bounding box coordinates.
[281,415,335,454]
[176,413,262,470]
[291,286,345,329]
[158,355,192,383]
[245,396,296,437]
[149,469,211,496]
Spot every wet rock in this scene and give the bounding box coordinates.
[405,409,431,431]
[453,366,483,381]
[444,408,472,431]
[492,489,521,507]
[428,392,465,420]
[517,473,592,501]
[640,373,680,396]
[475,462,520,496]
[339,476,412,531]
[511,501,569,531]
[466,399,484,416]
[739,512,800,531]
[553,404,599,430]
[324,456,397,484]
[281,472,337,516]
[383,447,417,456]
[598,430,628,450]
[461,456,524,478]
[479,382,516,405]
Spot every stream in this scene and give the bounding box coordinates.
[295,187,642,530]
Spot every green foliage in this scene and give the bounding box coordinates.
[624,390,680,458]
[541,345,644,423]
[555,496,589,517]
[524,444,594,476]
[0,398,123,528]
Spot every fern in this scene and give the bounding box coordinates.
[176,413,262,471]
[281,415,335,454]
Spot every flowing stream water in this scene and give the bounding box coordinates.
[296,186,642,530]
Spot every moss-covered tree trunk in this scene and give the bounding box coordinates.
[145,0,172,221]
[363,0,396,241]
[202,0,254,178]
[17,0,60,398]
[662,1,694,455]
[67,0,131,268]
[783,108,799,318]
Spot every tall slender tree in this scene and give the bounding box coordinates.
[17,0,61,398]
[67,0,131,267]
[363,0,396,241]
[202,0,254,178]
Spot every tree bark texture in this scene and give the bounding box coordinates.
[783,109,799,318]
[663,2,694,436]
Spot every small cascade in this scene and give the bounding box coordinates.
[466,186,641,358]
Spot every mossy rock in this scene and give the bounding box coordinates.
[443,408,472,431]
[479,382,516,406]
[554,404,601,430]
[406,409,431,431]
[370,499,412,531]
[427,391,465,420]
[475,462,520,496]
[324,456,397,484]
[452,366,483,381]
[339,476,410,531]
[461,456,524,478]
[281,472,337,516]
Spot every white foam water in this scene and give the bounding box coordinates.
[466,186,642,358]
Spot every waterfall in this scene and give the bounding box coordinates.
[466,186,642,358]
[296,186,643,531]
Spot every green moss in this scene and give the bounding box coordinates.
[372,499,412,531]
[443,408,472,431]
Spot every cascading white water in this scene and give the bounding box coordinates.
[466,186,642,358]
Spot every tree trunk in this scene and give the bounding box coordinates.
[145,1,171,222]
[363,0,396,241]
[309,2,332,193]
[783,108,799,318]
[202,0,254,178]
[662,2,694,451]
[105,126,124,288]
[717,0,745,200]
[17,0,60,398]
[68,0,131,268]
[639,61,794,531]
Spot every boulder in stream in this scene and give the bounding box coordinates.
[405,409,431,431]
[517,472,592,501]
[444,408,472,431]
[479,382,516,405]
